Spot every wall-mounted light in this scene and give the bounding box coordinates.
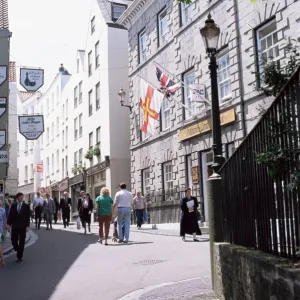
[118,87,132,112]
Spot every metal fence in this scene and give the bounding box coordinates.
[220,66,300,259]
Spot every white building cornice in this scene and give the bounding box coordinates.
[117,0,155,29]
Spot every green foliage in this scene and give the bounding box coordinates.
[72,165,78,175]
[92,146,101,156]
[85,149,94,160]
[254,41,300,97]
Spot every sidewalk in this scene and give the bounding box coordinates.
[118,277,218,300]
[3,231,32,255]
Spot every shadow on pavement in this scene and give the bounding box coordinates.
[0,227,98,300]
[108,241,154,246]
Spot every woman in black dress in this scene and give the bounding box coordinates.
[180,187,202,242]
[78,193,94,234]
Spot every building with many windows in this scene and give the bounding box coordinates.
[117,0,300,223]
[17,0,131,217]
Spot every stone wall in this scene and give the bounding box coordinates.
[214,243,300,300]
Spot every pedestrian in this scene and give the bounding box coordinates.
[60,192,72,228]
[28,200,34,223]
[4,193,11,218]
[180,188,202,242]
[7,192,30,261]
[33,192,44,229]
[43,193,56,230]
[96,187,113,245]
[77,191,94,234]
[53,197,59,224]
[0,198,6,268]
[133,191,147,229]
[113,183,133,243]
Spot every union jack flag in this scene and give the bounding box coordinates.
[155,65,181,96]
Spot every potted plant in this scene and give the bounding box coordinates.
[93,146,101,157]
[255,146,288,178]
[72,165,78,175]
[85,148,93,160]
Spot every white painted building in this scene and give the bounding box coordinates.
[17,0,131,214]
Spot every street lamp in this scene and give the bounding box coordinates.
[118,87,132,112]
[200,13,224,290]
[200,13,223,172]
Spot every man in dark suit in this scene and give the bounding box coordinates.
[7,192,30,261]
[60,192,72,228]
[53,197,59,224]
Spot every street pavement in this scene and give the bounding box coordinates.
[0,222,215,300]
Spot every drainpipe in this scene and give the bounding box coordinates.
[233,0,247,138]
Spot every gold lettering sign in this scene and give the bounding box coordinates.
[179,108,236,141]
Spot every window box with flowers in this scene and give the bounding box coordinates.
[93,146,101,157]
[85,148,94,160]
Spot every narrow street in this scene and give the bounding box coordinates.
[0,224,212,300]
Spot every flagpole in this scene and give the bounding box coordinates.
[136,73,195,114]
[153,60,211,106]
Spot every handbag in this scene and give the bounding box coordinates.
[77,217,81,230]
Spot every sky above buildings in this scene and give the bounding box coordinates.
[9,0,92,91]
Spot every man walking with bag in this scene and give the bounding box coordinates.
[7,192,30,261]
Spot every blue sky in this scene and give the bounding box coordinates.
[9,0,92,90]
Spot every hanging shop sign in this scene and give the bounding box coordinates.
[0,98,7,117]
[20,68,44,92]
[0,150,8,163]
[18,115,44,140]
[179,108,236,141]
[36,163,44,173]
[0,130,6,149]
[0,66,7,86]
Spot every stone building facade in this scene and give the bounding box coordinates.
[117,0,300,224]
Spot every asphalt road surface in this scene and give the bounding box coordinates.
[0,225,211,300]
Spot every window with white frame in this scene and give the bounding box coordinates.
[30,141,34,150]
[46,157,49,174]
[31,164,34,179]
[96,127,101,144]
[66,99,68,119]
[74,151,78,165]
[46,127,49,144]
[91,16,95,34]
[52,154,54,173]
[95,42,100,68]
[79,81,83,103]
[112,4,126,20]
[161,98,171,131]
[142,168,151,196]
[139,30,147,63]
[158,8,168,46]
[51,122,54,139]
[218,52,232,102]
[77,59,80,73]
[183,69,196,120]
[62,130,65,148]
[74,117,78,140]
[96,83,100,109]
[56,117,59,134]
[88,51,92,76]
[79,148,83,165]
[25,166,28,181]
[88,90,93,115]
[89,132,93,148]
[51,93,54,111]
[74,86,78,108]
[79,114,83,137]
[65,126,68,146]
[56,150,59,170]
[256,20,280,80]
[62,104,65,120]
[65,156,68,174]
[163,162,173,192]
[181,2,191,26]
[62,158,64,178]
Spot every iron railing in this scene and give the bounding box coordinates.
[220,66,300,259]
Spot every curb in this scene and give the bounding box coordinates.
[3,231,32,255]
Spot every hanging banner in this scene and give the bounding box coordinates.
[20,68,44,92]
[36,163,44,173]
[0,66,7,86]
[18,115,44,140]
[0,98,7,117]
[0,130,6,149]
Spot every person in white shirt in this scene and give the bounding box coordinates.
[33,192,44,229]
[113,183,133,243]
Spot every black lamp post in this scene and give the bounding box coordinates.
[200,13,223,173]
[200,13,224,290]
[118,87,132,112]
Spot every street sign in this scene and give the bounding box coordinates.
[0,130,6,149]
[189,84,206,101]
[0,66,7,86]
[0,98,7,117]
[20,68,44,92]
[36,163,44,173]
[0,150,8,163]
[18,115,44,140]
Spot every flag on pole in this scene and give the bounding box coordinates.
[139,79,164,135]
[154,65,181,96]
